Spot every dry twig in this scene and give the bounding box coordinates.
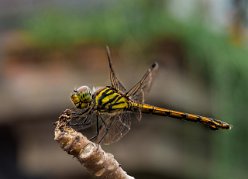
[54,109,134,179]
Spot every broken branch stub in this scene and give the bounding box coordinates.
[54,109,134,179]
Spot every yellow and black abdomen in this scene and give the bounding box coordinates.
[131,102,231,130]
[94,87,129,112]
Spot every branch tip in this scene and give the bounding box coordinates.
[54,109,134,179]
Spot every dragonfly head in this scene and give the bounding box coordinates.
[71,86,92,109]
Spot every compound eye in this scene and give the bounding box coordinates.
[76,86,90,93]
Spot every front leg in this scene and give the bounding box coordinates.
[90,114,100,141]
[96,115,111,144]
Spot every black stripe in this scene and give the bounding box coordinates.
[148,107,154,113]
[175,113,184,119]
[98,88,114,106]
[108,95,124,109]
[164,111,170,116]
[196,115,201,121]
[181,113,188,119]
[112,101,125,105]
[171,112,183,119]
[114,95,124,103]
[102,93,119,109]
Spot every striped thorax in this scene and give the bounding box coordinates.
[94,86,129,112]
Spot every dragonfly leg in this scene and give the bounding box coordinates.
[90,115,100,141]
[70,107,92,118]
[69,108,93,127]
[69,114,90,126]
[97,115,110,144]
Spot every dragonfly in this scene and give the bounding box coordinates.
[70,46,231,145]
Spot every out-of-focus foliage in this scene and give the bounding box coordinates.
[182,24,248,179]
[24,1,178,47]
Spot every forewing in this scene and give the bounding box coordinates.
[106,46,126,92]
[126,62,159,103]
[96,112,132,145]
[69,107,96,131]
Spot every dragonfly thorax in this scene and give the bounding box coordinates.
[71,86,93,109]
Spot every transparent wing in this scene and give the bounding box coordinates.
[69,107,96,131]
[96,112,133,145]
[126,62,159,103]
[106,46,126,92]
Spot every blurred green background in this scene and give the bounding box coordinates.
[0,0,248,179]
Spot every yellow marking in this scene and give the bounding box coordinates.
[139,103,153,110]
[170,111,183,118]
[187,114,198,120]
[111,95,129,109]
[201,116,210,123]
[112,102,128,109]
[106,89,114,94]
[116,96,127,103]
[100,88,110,96]
[101,93,118,104]
[112,94,122,104]
[95,88,110,106]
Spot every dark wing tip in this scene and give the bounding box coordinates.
[151,62,159,69]
[226,123,232,130]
